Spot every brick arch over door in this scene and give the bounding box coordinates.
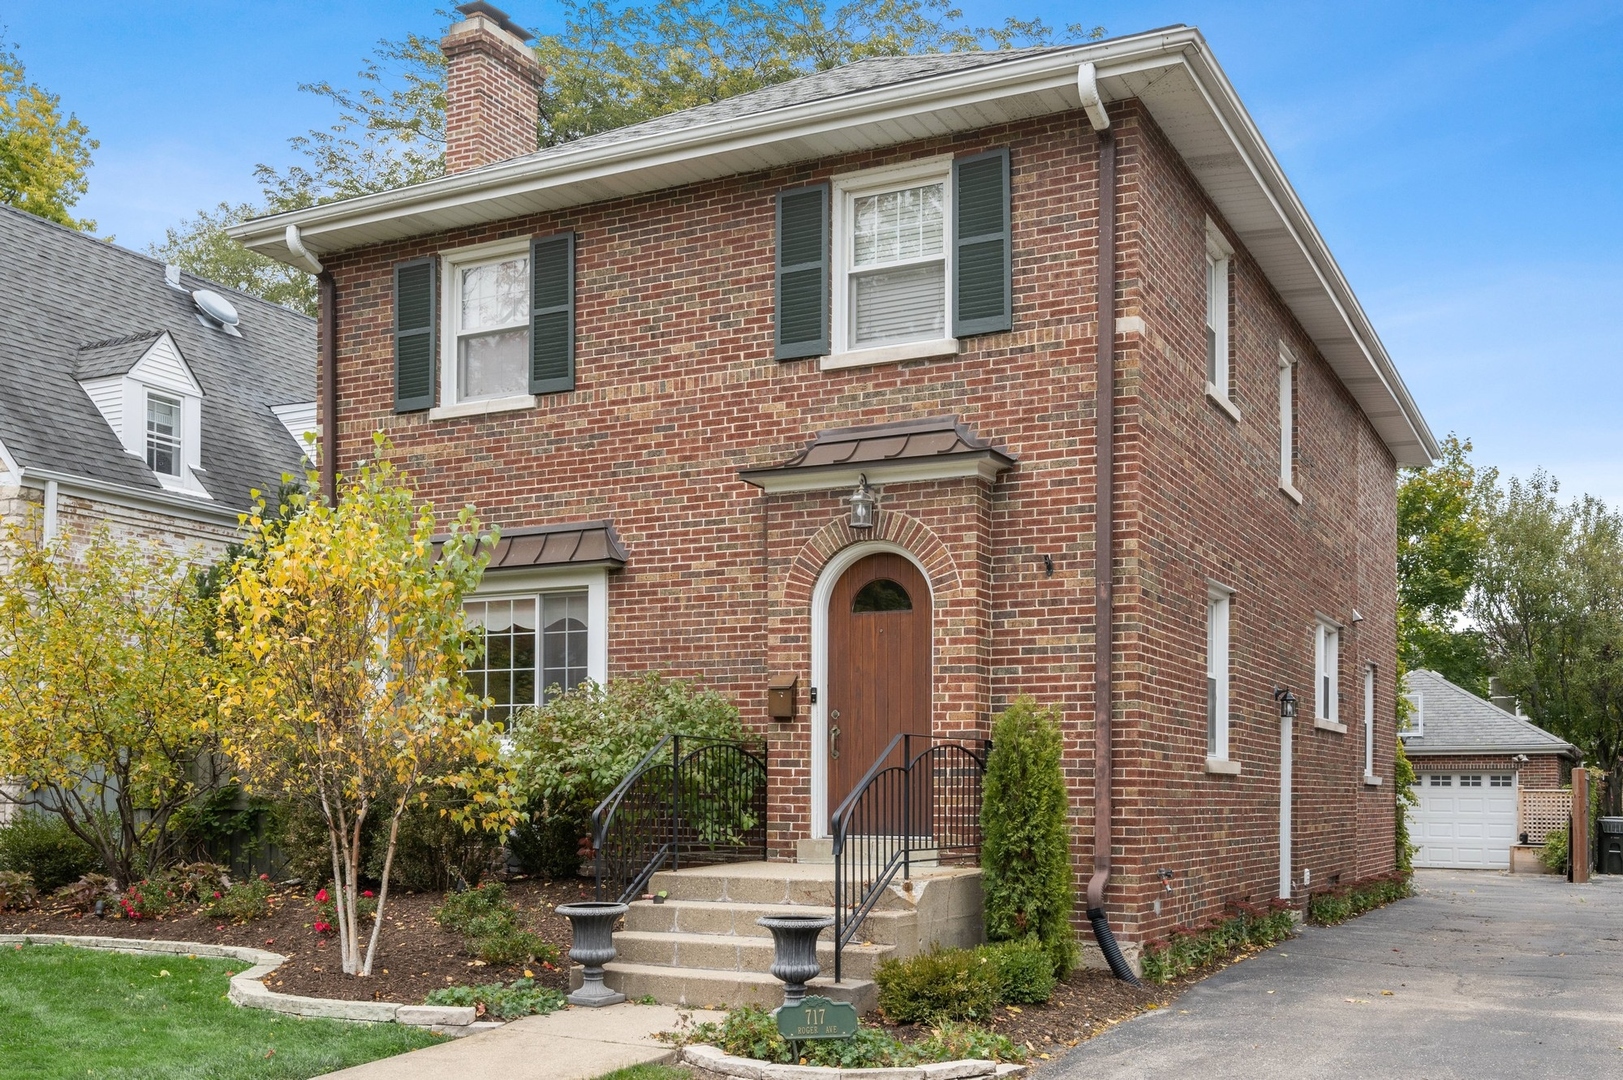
[783,511,962,610]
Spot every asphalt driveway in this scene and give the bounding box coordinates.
[1051,869,1623,1079]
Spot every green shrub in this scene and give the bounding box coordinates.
[506,802,589,880]
[1140,902,1296,984]
[202,876,273,922]
[0,813,99,893]
[980,697,1076,975]
[423,978,565,1019]
[669,1006,1023,1067]
[1305,873,1412,926]
[979,939,1056,1004]
[875,946,1003,1022]
[433,882,557,965]
[364,792,503,893]
[117,879,175,920]
[0,869,38,910]
[507,672,745,872]
[1541,828,1569,873]
[1394,735,1419,874]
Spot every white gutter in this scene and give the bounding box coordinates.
[284,225,324,275]
[17,468,243,530]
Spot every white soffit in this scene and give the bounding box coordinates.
[230,25,1435,466]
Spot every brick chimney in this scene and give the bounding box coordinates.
[440,2,543,174]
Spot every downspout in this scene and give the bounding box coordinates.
[287,225,338,506]
[42,478,59,543]
[1079,63,1141,986]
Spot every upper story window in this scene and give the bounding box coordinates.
[833,161,953,363]
[145,393,182,477]
[455,252,531,401]
[1278,342,1300,502]
[1205,219,1233,405]
[1315,621,1340,724]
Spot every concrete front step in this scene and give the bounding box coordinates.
[614,930,893,981]
[623,898,914,946]
[648,865,912,911]
[600,961,878,1015]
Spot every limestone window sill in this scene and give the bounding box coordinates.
[1206,384,1241,423]
[428,394,537,421]
[1363,774,1384,787]
[819,338,959,371]
[1315,719,1348,734]
[1205,757,1242,775]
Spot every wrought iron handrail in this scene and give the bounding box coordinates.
[591,733,768,905]
[830,732,987,981]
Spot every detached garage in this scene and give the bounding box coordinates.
[1401,670,1578,870]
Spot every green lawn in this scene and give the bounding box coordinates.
[592,1067,690,1080]
[0,944,441,1079]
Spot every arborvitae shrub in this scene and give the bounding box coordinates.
[980,696,1077,975]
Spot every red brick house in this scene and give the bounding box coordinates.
[233,7,1436,986]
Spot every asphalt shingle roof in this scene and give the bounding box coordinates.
[0,205,315,513]
[1402,669,1576,757]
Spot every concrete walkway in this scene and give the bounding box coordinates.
[1048,869,1623,1079]
[318,1002,725,1080]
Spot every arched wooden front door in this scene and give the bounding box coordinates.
[826,552,932,815]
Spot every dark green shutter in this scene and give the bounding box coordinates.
[530,232,575,394]
[952,148,1012,337]
[393,258,436,412]
[775,184,829,359]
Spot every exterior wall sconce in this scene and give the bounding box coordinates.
[1274,686,1297,720]
[848,474,877,530]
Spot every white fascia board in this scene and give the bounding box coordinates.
[228,23,1434,467]
[16,468,242,529]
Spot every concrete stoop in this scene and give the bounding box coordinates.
[590,861,985,1015]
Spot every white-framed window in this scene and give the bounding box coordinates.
[1206,587,1232,762]
[1428,773,1451,787]
[1459,774,1483,787]
[1400,691,1424,737]
[461,568,608,724]
[1205,219,1233,402]
[1314,622,1339,723]
[1363,664,1377,779]
[829,157,955,365]
[1490,774,1513,788]
[145,393,182,477]
[1278,342,1299,500]
[440,238,532,407]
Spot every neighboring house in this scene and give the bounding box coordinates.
[0,204,317,557]
[1401,668,1577,871]
[231,7,1437,991]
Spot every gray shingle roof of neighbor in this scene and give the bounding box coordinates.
[1402,669,1577,758]
[0,204,315,514]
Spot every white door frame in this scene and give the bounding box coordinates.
[808,540,935,840]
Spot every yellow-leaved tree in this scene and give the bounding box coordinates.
[0,524,222,886]
[215,442,517,976]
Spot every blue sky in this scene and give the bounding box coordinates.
[5,1,1620,503]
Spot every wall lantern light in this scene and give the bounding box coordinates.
[1273,686,1297,720]
[848,474,878,530]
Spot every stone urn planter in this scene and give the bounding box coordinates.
[756,913,834,1008]
[557,901,629,1007]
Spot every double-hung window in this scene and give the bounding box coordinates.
[1363,664,1378,783]
[1315,622,1340,726]
[838,165,950,357]
[464,591,591,722]
[1205,220,1233,405]
[1207,588,1233,764]
[145,393,182,477]
[452,249,531,403]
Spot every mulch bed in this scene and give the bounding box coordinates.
[0,875,589,1005]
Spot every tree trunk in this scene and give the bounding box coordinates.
[361,801,407,976]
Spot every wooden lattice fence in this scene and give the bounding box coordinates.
[1519,788,1569,844]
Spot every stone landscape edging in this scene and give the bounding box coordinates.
[681,1043,1028,1079]
[0,933,494,1037]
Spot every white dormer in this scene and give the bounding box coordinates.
[76,331,210,498]
[270,401,319,466]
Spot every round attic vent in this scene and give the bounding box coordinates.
[192,289,240,329]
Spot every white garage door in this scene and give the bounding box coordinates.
[1409,772,1518,869]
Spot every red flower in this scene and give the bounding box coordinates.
[212,891,222,899]
[361,890,374,899]
[314,888,329,903]
[313,920,332,934]
[259,874,270,881]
